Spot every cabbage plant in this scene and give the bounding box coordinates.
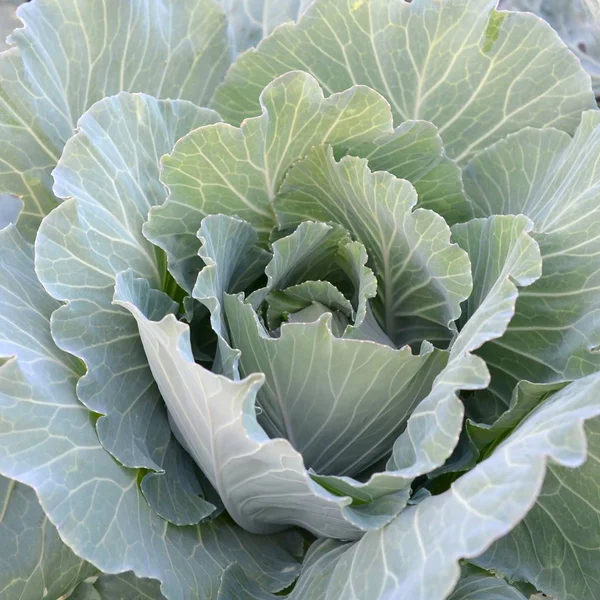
[1,0,600,599]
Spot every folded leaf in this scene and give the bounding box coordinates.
[277,146,473,347]
[116,271,408,539]
[474,416,600,599]
[304,372,600,599]
[342,120,471,225]
[193,214,271,377]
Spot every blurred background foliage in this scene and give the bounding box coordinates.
[0,0,22,51]
[499,0,600,96]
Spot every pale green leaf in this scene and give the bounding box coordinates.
[0,226,302,598]
[0,0,232,239]
[116,270,407,539]
[212,0,594,164]
[276,146,473,347]
[150,71,468,287]
[463,110,600,408]
[0,475,96,600]
[342,119,471,225]
[246,217,380,338]
[224,293,446,477]
[310,373,600,600]
[266,282,354,332]
[246,221,356,310]
[35,93,221,525]
[149,70,391,284]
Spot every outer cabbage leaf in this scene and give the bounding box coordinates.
[149,71,468,290]
[35,93,221,525]
[219,0,313,53]
[0,226,303,599]
[0,0,232,239]
[459,124,600,597]
[474,418,600,599]
[288,372,600,599]
[212,0,595,164]
[500,0,600,94]
[471,398,600,599]
[464,110,600,409]
[0,475,96,600]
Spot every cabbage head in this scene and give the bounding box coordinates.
[1,1,600,599]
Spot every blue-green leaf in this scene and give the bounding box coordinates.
[464,111,600,409]
[301,373,600,599]
[35,93,221,526]
[0,226,302,600]
[0,475,96,600]
[0,0,232,239]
